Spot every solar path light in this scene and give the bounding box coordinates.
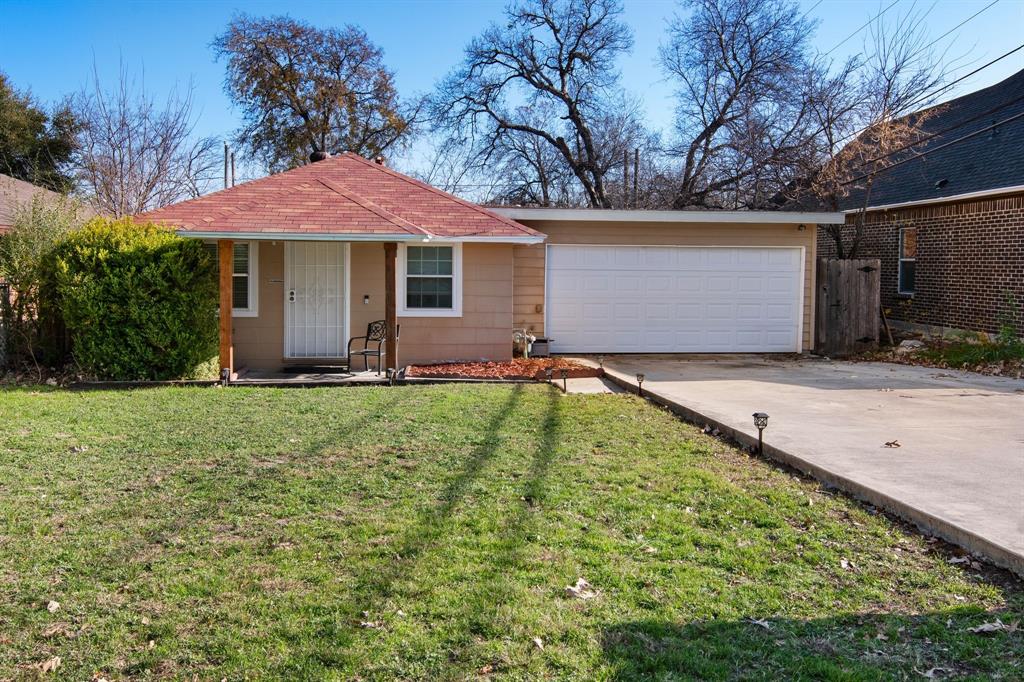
[752,412,769,455]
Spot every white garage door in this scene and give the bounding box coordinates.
[546,245,803,353]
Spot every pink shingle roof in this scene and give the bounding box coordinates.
[137,152,542,240]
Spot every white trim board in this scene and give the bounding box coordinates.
[492,207,844,225]
[177,230,543,244]
[396,242,464,318]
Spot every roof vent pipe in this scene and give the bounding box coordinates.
[310,150,331,163]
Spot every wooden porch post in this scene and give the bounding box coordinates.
[384,242,398,371]
[218,239,234,378]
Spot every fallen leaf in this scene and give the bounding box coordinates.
[884,440,901,448]
[919,667,946,679]
[69,445,88,453]
[41,623,70,638]
[532,636,544,650]
[745,618,771,630]
[36,656,61,673]
[969,619,1012,634]
[947,556,970,565]
[565,577,599,600]
[46,600,60,613]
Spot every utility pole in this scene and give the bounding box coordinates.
[623,149,630,209]
[633,148,640,208]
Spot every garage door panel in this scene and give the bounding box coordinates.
[547,245,802,353]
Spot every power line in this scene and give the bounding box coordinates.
[855,94,1023,169]
[822,0,903,57]
[801,0,825,21]
[917,0,1000,55]
[901,41,1024,113]
[820,40,1024,154]
[842,108,1024,186]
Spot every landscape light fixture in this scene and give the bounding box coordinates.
[545,367,554,384]
[752,412,769,455]
[636,373,645,397]
[386,368,396,386]
[559,367,569,392]
[597,355,605,369]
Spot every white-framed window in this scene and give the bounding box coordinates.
[898,227,916,296]
[397,242,462,317]
[204,241,259,317]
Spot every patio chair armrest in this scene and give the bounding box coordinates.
[347,335,368,354]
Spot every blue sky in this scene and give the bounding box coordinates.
[2,0,1023,181]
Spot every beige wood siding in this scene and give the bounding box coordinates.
[512,220,817,351]
[233,241,514,371]
[233,241,285,369]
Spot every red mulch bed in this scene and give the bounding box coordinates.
[406,357,602,380]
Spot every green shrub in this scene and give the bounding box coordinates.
[50,218,218,380]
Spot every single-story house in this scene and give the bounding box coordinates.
[139,152,841,375]
[819,68,1024,337]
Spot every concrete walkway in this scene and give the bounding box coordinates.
[579,354,1024,574]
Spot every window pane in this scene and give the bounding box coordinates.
[899,260,915,294]
[900,228,917,259]
[233,275,249,308]
[406,276,453,309]
[233,243,249,275]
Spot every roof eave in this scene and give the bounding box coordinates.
[175,230,546,244]
[842,184,1024,213]
[491,207,845,224]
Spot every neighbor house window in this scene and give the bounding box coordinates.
[204,241,259,316]
[898,227,916,295]
[398,243,462,317]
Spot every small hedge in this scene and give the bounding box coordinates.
[50,218,218,380]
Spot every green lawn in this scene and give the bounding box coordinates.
[0,385,1020,680]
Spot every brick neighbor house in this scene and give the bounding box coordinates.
[817,68,1024,337]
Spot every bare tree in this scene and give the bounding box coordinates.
[661,0,819,209]
[214,15,420,172]
[431,0,645,208]
[73,64,220,217]
[794,7,947,258]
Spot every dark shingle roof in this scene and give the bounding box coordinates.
[841,68,1024,209]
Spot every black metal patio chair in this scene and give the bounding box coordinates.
[347,320,399,374]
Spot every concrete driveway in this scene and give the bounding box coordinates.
[585,354,1024,574]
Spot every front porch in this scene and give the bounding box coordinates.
[215,238,399,380]
[211,237,518,378]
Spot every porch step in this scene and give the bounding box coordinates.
[282,364,350,374]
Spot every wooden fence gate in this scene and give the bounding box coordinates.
[815,258,881,357]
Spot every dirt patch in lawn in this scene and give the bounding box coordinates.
[407,357,601,380]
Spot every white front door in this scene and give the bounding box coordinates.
[546,245,803,353]
[284,242,349,358]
